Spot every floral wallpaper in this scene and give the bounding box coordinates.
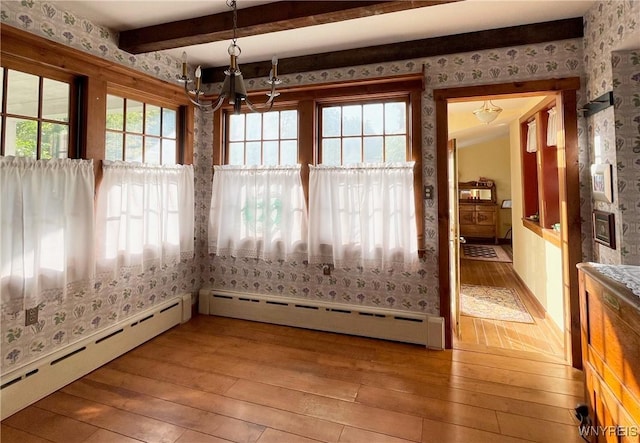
[2,0,638,374]
[0,0,184,82]
[583,0,640,265]
[612,50,640,264]
[198,38,589,317]
[0,1,200,373]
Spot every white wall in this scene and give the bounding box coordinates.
[457,136,512,238]
[509,119,564,331]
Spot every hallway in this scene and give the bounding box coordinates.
[457,257,565,359]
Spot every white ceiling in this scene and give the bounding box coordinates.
[56,0,596,67]
[54,0,596,145]
[448,96,548,147]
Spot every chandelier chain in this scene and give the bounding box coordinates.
[181,0,280,113]
[227,0,238,45]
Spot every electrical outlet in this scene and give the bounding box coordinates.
[25,307,39,326]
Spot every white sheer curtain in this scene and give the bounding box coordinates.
[208,165,307,261]
[308,162,418,270]
[546,107,558,146]
[526,120,538,153]
[0,156,95,313]
[96,161,194,278]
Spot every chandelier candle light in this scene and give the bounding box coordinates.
[473,100,503,124]
[179,0,281,113]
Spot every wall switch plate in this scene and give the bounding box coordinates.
[424,185,434,200]
[25,307,39,326]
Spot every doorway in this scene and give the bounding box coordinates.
[435,78,583,369]
[449,96,565,358]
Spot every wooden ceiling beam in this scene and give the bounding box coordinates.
[202,18,583,83]
[119,1,454,54]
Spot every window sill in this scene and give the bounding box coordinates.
[542,228,562,248]
[522,218,542,235]
[522,218,561,247]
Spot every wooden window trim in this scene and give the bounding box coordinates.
[213,73,424,249]
[221,104,300,165]
[317,96,411,164]
[1,25,195,173]
[0,58,78,159]
[105,90,182,165]
[519,95,560,238]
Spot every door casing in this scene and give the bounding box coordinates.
[434,78,583,368]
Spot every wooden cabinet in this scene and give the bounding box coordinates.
[459,204,498,244]
[578,263,640,443]
[459,180,498,244]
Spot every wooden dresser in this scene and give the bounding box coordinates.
[577,263,640,442]
[458,180,499,244]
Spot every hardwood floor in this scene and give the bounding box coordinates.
[2,313,585,442]
[458,256,565,358]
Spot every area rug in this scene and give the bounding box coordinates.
[461,244,512,262]
[460,284,534,323]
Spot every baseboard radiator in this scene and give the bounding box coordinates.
[0,294,192,420]
[199,289,445,349]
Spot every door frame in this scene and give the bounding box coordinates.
[447,139,461,340]
[434,78,583,368]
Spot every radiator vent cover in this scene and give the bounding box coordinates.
[199,289,444,349]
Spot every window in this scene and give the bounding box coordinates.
[520,95,560,240]
[105,94,178,164]
[214,76,424,263]
[210,108,305,261]
[226,109,298,165]
[320,100,408,165]
[0,67,74,159]
[96,161,195,277]
[1,156,95,313]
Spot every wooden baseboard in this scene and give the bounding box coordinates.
[511,270,564,346]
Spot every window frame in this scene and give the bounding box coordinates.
[216,74,424,249]
[0,56,79,159]
[222,104,300,165]
[105,84,188,165]
[317,96,411,165]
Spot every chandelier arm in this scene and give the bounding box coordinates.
[210,93,228,113]
[244,96,275,114]
[183,81,209,108]
[183,80,229,111]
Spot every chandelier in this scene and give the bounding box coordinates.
[473,100,503,124]
[179,0,281,113]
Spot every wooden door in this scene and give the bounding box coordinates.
[448,139,461,339]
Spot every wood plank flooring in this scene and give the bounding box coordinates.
[458,258,565,358]
[2,313,585,442]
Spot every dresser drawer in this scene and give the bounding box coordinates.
[579,266,640,438]
[460,224,495,238]
[585,366,640,443]
[583,276,640,409]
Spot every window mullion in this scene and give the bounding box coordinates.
[122,98,128,161]
[142,103,146,164]
[37,76,44,159]
[340,107,344,165]
[260,114,264,165]
[159,108,164,165]
[382,103,386,162]
[0,68,6,155]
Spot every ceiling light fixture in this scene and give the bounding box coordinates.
[179,0,280,114]
[473,100,503,124]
